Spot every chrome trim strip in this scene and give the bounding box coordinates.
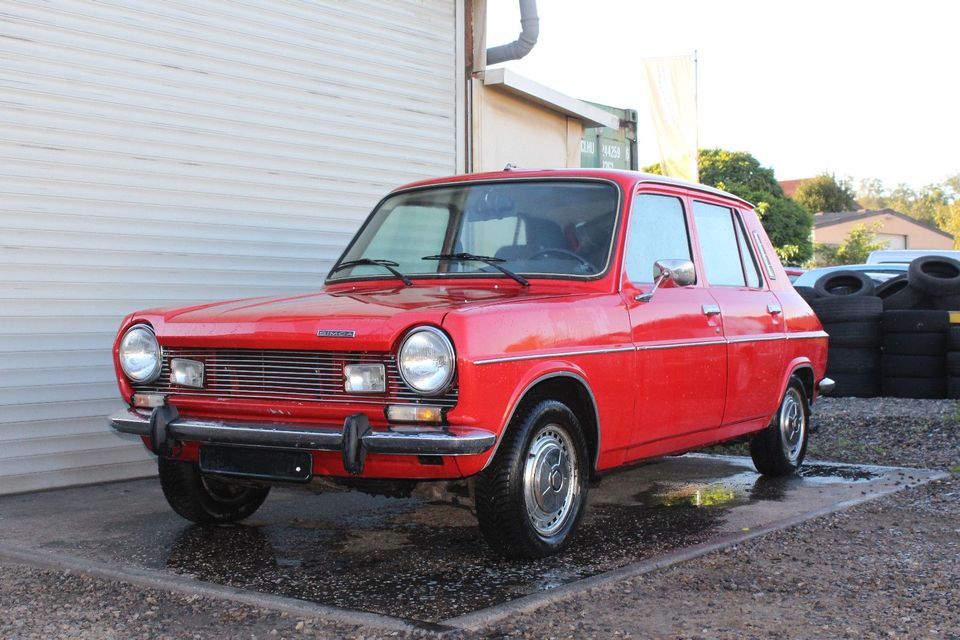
[473,331,828,365]
[636,339,726,351]
[785,331,830,340]
[109,409,495,456]
[726,335,786,344]
[473,345,634,366]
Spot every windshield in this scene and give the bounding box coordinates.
[329,180,620,282]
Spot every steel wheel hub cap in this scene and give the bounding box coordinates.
[779,388,806,463]
[523,424,579,537]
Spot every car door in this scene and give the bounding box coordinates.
[621,191,727,456]
[691,200,785,426]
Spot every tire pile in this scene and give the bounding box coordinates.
[798,255,960,399]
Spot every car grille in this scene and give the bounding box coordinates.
[133,348,458,407]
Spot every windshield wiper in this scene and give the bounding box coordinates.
[422,253,529,287]
[330,258,413,286]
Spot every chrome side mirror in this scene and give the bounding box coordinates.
[635,259,696,303]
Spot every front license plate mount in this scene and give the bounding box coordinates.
[199,445,313,483]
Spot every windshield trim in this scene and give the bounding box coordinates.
[325,177,625,285]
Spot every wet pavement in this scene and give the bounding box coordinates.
[0,454,940,627]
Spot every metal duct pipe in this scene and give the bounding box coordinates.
[486,0,539,66]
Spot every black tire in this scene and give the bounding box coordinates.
[950,326,960,351]
[828,372,880,398]
[881,283,931,311]
[750,376,808,476]
[875,274,909,299]
[823,321,881,348]
[949,376,960,400]
[810,296,883,324]
[813,270,876,298]
[474,399,590,559]
[948,352,960,377]
[794,286,819,303]
[933,294,960,310]
[880,354,946,378]
[158,458,270,524]
[882,310,950,333]
[908,255,960,296]
[826,348,880,374]
[882,331,947,356]
[881,376,947,399]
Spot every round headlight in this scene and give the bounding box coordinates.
[119,325,161,384]
[397,327,455,395]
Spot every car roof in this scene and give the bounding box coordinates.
[392,168,755,209]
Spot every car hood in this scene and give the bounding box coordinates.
[138,284,564,351]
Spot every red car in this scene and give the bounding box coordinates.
[110,169,831,558]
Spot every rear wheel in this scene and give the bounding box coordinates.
[750,377,809,476]
[475,399,589,559]
[158,458,270,524]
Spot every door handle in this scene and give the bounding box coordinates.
[767,303,783,314]
[702,304,721,316]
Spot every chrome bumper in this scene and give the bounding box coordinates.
[109,408,496,456]
[818,377,836,395]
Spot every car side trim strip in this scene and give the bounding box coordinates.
[472,331,828,365]
[473,346,635,365]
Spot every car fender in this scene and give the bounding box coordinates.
[480,361,601,471]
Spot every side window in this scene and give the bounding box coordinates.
[625,194,692,283]
[692,201,746,287]
[734,212,763,288]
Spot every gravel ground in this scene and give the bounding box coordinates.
[1,397,958,640]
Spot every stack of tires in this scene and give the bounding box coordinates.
[949,326,960,399]
[798,255,960,399]
[807,271,883,397]
[877,256,960,311]
[880,310,949,399]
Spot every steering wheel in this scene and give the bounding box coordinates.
[528,248,598,273]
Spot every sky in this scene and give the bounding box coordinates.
[486,0,960,191]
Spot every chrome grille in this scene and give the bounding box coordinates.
[134,348,458,407]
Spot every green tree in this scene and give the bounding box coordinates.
[792,173,857,213]
[855,175,960,246]
[644,148,814,262]
[813,223,886,266]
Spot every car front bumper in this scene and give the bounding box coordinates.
[109,407,497,474]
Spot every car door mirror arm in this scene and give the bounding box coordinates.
[635,259,696,303]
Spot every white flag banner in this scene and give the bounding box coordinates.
[642,55,698,183]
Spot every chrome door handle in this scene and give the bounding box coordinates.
[767,303,782,314]
[702,304,721,316]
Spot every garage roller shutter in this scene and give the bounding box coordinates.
[0,0,460,494]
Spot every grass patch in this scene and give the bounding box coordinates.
[949,464,960,474]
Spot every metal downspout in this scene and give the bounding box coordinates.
[486,0,539,65]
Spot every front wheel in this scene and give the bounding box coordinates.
[158,458,270,524]
[750,376,809,476]
[474,399,589,559]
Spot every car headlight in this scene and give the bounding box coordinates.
[119,325,162,384]
[397,327,455,395]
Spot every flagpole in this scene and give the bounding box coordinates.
[693,49,699,158]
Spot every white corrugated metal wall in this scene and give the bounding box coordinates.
[0,0,463,494]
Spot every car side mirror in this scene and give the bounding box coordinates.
[635,259,696,303]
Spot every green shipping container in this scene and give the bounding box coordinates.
[580,103,638,170]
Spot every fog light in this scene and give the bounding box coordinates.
[170,358,204,388]
[133,393,166,408]
[344,364,385,393]
[386,404,444,423]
